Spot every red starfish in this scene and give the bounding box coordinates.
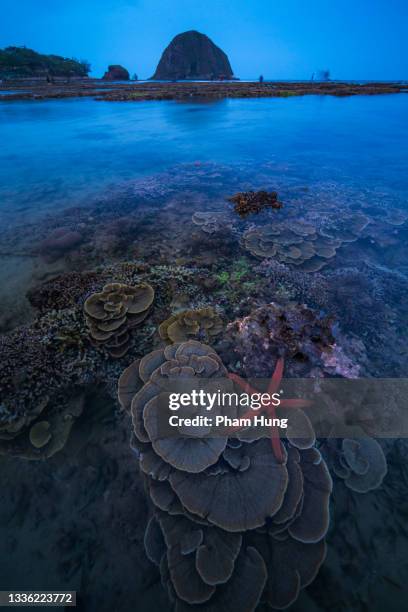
[227,358,312,463]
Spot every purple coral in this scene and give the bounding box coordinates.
[118,340,332,609]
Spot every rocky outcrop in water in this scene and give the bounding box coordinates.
[151,30,234,80]
[102,65,130,81]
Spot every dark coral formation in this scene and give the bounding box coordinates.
[0,323,86,461]
[159,307,223,344]
[118,341,332,610]
[0,267,165,460]
[27,271,102,313]
[228,191,283,218]
[254,259,330,308]
[0,263,163,459]
[0,289,106,460]
[27,263,153,315]
[224,302,360,379]
[84,282,154,358]
[151,30,234,81]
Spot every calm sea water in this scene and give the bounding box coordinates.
[0,94,407,222]
[0,93,407,336]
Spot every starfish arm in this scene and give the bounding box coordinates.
[270,430,284,463]
[226,359,310,464]
[268,357,285,394]
[227,372,259,396]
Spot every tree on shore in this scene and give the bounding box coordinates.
[0,46,91,78]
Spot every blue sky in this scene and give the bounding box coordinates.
[1,0,407,79]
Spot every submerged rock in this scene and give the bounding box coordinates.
[102,65,130,81]
[151,30,234,80]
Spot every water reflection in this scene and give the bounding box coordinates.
[0,94,406,224]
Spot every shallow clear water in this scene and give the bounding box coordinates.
[0,94,407,222]
[1,93,407,362]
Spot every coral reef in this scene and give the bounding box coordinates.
[223,302,360,379]
[320,212,369,242]
[84,282,154,358]
[0,304,91,459]
[118,341,332,610]
[315,264,408,377]
[243,223,341,272]
[323,428,387,493]
[27,271,102,313]
[1,79,404,103]
[228,190,283,218]
[0,126,404,610]
[0,262,164,459]
[27,263,157,315]
[254,259,330,308]
[0,317,87,461]
[159,307,223,344]
[191,211,227,234]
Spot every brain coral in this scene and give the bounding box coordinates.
[84,282,154,358]
[118,340,332,609]
[159,307,223,344]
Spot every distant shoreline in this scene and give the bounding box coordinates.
[0,78,406,102]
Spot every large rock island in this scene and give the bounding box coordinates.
[151,30,234,80]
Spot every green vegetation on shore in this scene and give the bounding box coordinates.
[0,46,90,79]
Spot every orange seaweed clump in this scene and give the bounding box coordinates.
[228,191,283,218]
